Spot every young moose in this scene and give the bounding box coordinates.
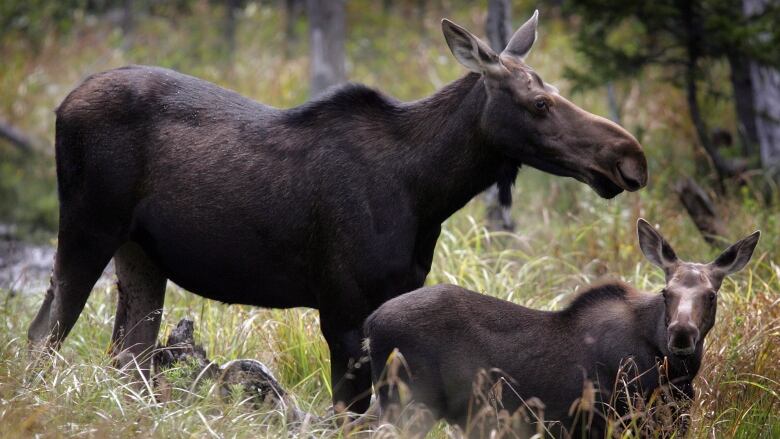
[28,11,646,412]
[365,219,760,436]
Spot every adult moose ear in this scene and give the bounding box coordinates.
[441,19,503,75]
[708,231,760,286]
[637,218,679,277]
[501,9,539,61]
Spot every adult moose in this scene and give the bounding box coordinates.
[28,11,646,413]
[365,219,760,436]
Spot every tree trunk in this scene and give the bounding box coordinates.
[728,53,759,156]
[486,0,511,52]
[751,65,780,173]
[484,0,516,231]
[307,0,346,98]
[681,3,745,190]
[223,0,242,60]
[121,0,134,35]
[120,0,134,50]
[284,0,304,57]
[684,61,749,191]
[744,0,780,175]
[415,0,426,29]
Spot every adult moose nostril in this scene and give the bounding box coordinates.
[616,160,645,191]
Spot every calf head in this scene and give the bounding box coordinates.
[637,219,760,357]
[441,11,648,198]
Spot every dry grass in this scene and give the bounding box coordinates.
[1,198,777,437]
[1,2,779,437]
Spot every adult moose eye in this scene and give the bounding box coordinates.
[534,99,548,111]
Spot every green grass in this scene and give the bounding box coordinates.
[1,1,779,437]
[2,192,778,437]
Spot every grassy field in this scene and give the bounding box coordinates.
[1,1,779,438]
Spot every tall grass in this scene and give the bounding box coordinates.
[1,1,778,437]
[2,192,778,437]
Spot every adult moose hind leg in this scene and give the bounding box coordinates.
[28,226,119,350]
[110,242,167,376]
[321,317,373,414]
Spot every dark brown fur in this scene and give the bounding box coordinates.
[365,220,759,436]
[27,13,647,413]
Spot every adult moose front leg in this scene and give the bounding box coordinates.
[320,303,373,414]
[322,322,373,414]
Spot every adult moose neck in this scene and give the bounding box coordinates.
[397,73,509,224]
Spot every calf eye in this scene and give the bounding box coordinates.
[708,291,717,302]
[534,99,548,111]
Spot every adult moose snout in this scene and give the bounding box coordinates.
[536,95,648,199]
[589,112,648,194]
[617,153,647,192]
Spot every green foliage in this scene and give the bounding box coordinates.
[0,148,57,238]
[1,0,83,49]
[563,0,780,88]
[562,0,780,183]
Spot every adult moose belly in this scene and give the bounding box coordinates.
[128,189,318,309]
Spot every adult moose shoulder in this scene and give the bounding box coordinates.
[28,11,646,413]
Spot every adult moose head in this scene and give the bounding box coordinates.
[441,11,647,197]
[28,10,646,414]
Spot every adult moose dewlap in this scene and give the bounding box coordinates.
[28,9,646,413]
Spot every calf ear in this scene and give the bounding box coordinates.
[637,218,679,276]
[502,9,539,61]
[442,19,503,75]
[709,231,760,281]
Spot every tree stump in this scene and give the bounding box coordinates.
[154,318,307,422]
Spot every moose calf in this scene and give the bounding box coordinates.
[364,219,759,437]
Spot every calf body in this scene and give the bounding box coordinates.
[365,221,759,436]
[28,12,647,412]
[366,283,669,436]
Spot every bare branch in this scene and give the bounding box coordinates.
[0,118,34,154]
[675,177,728,246]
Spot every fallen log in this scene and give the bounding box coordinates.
[154,318,308,422]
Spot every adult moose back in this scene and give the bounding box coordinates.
[29,11,646,412]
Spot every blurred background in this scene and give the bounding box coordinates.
[1,1,778,220]
[1,0,780,316]
[1,1,779,437]
[1,0,779,256]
